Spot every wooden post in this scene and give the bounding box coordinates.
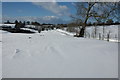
[107,34,109,42]
[99,33,101,40]
[107,31,111,42]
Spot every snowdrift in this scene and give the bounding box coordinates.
[1,29,118,78]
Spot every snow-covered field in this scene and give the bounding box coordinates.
[65,25,119,42]
[21,28,38,33]
[1,29,118,78]
[0,30,2,79]
[85,25,119,42]
[0,24,15,28]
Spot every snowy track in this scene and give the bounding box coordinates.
[1,30,118,78]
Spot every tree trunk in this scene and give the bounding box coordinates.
[94,25,97,38]
[79,27,85,37]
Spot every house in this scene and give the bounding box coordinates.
[41,24,55,30]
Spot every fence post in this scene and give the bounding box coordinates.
[102,25,105,40]
[115,34,118,40]
[102,35,104,40]
[107,31,111,42]
[94,26,97,38]
[99,33,101,40]
[107,34,109,42]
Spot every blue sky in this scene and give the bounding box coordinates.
[2,2,76,24]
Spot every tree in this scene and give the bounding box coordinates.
[67,22,79,32]
[19,21,22,24]
[26,21,30,25]
[71,2,96,37]
[15,23,21,31]
[23,21,26,25]
[6,20,10,24]
[4,20,11,24]
[106,19,114,24]
[72,2,118,37]
[31,21,40,25]
[115,21,119,24]
[114,2,120,23]
[15,20,18,24]
[93,3,117,39]
[15,20,25,30]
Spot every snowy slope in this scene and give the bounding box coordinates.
[86,25,119,42]
[64,25,119,42]
[0,24,15,28]
[21,28,38,33]
[0,30,2,79]
[86,25,118,41]
[57,29,75,36]
[2,30,118,78]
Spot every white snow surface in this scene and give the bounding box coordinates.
[0,24,15,28]
[0,30,2,79]
[20,28,38,33]
[85,25,119,42]
[1,29,118,78]
[65,25,119,42]
[25,25,36,28]
[57,29,75,36]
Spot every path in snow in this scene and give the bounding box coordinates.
[2,30,118,78]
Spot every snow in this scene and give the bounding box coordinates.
[20,28,38,33]
[0,24,15,28]
[85,25,119,42]
[65,25,119,42]
[57,29,75,36]
[0,30,2,79]
[1,29,118,78]
[25,25,36,28]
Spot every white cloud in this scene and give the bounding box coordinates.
[42,16,59,20]
[32,2,69,16]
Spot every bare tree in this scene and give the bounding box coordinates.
[72,2,118,37]
[95,3,118,40]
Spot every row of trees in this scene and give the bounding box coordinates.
[88,19,120,26]
[4,20,42,31]
[68,19,120,27]
[4,20,41,25]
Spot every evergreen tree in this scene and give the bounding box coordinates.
[15,20,18,24]
[26,21,30,25]
[6,20,10,24]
